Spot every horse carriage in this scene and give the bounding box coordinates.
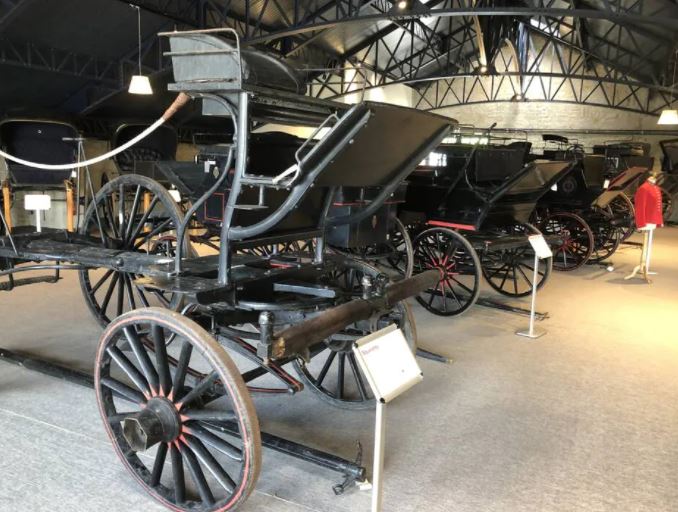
[658,139,678,220]
[536,135,648,270]
[0,119,80,234]
[0,28,452,512]
[397,129,574,316]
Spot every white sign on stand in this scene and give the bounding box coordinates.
[352,324,423,512]
[24,194,51,233]
[516,234,552,339]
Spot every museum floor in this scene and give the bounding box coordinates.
[1,227,677,512]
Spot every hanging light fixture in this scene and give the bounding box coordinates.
[128,4,153,95]
[658,49,677,125]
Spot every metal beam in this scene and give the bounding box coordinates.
[0,0,33,32]
[245,7,678,45]
[0,38,121,85]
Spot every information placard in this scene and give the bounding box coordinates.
[353,324,423,403]
[528,234,553,260]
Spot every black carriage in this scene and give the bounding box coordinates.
[658,139,678,219]
[0,28,452,512]
[399,132,574,316]
[0,119,80,233]
[536,136,648,270]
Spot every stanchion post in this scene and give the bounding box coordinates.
[516,234,549,339]
[372,400,386,512]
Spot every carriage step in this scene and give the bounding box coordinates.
[0,274,60,291]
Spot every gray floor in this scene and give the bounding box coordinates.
[1,228,678,511]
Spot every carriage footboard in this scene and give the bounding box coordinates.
[269,269,439,360]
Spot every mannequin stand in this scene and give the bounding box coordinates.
[624,227,655,283]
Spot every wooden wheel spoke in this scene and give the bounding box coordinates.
[315,350,336,388]
[347,353,368,401]
[170,443,186,504]
[106,345,151,395]
[150,442,168,487]
[445,278,463,307]
[184,435,236,494]
[178,371,219,408]
[152,324,172,395]
[124,185,143,244]
[123,326,160,392]
[123,274,136,311]
[100,273,119,314]
[90,269,114,295]
[100,376,146,404]
[128,195,159,245]
[185,422,242,460]
[181,442,216,506]
[173,341,193,399]
[183,410,236,423]
[134,218,173,249]
[336,353,346,399]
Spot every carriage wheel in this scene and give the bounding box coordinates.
[660,186,673,219]
[412,227,481,316]
[609,194,636,242]
[337,217,414,279]
[95,308,261,512]
[541,212,594,271]
[588,208,621,263]
[481,223,553,298]
[79,175,186,327]
[293,258,416,410]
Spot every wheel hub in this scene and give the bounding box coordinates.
[122,397,181,452]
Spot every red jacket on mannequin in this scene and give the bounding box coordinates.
[634,180,663,229]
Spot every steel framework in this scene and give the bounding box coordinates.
[0,0,676,116]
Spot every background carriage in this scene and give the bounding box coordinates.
[536,136,649,270]
[398,132,573,316]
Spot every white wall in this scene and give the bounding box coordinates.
[433,102,678,170]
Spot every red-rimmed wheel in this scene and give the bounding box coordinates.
[541,212,594,271]
[95,307,261,512]
[412,227,481,316]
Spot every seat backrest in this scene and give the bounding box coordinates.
[0,120,77,186]
[113,124,178,173]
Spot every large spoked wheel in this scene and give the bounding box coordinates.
[95,308,261,512]
[481,223,553,298]
[412,227,481,316]
[610,194,636,241]
[79,175,186,327]
[541,212,594,271]
[588,207,621,263]
[293,258,416,410]
[337,217,414,279]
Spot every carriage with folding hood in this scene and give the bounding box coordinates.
[397,126,575,317]
[535,135,649,270]
[0,28,453,512]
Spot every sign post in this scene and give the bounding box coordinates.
[352,324,423,512]
[24,194,51,233]
[516,234,552,339]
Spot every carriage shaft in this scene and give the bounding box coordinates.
[271,270,439,360]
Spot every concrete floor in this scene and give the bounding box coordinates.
[1,228,678,511]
